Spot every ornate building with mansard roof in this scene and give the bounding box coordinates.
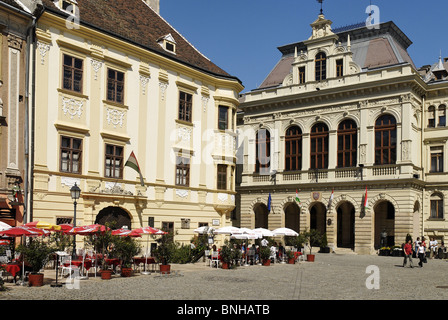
[236,13,448,254]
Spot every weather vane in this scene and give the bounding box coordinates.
[316,0,324,14]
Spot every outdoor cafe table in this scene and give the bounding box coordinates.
[133,257,155,272]
[1,263,20,281]
[63,259,93,277]
[105,258,120,273]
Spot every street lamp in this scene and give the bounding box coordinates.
[70,183,81,259]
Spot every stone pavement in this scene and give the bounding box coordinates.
[1,253,448,301]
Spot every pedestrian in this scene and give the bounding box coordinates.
[417,241,426,267]
[429,237,438,259]
[403,239,413,268]
[413,237,420,258]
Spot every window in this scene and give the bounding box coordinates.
[336,59,344,77]
[178,91,192,122]
[161,221,174,234]
[218,106,228,130]
[337,120,357,167]
[60,136,82,174]
[217,164,227,190]
[175,156,190,186]
[430,147,444,173]
[430,193,443,219]
[105,144,124,178]
[63,54,83,93]
[374,115,397,165]
[285,126,302,171]
[438,105,446,127]
[299,67,306,84]
[255,129,270,173]
[428,106,435,128]
[107,68,124,104]
[310,123,329,169]
[315,52,327,82]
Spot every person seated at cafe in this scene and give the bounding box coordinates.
[278,242,285,262]
[11,253,33,282]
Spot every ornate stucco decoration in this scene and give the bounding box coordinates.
[62,97,83,120]
[106,108,125,128]
[139,74,150,95]
[37,41,50,65]
[90,59,103,80]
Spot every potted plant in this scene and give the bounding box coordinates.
[114,236,141,277]
[286,250,295,264]
[84,227,116,279]
[16,238,56,286]
[220,242,233,269]
[304,229,322,262]
[154,232,174,274]
[259,245,271,266]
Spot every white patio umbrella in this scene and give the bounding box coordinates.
[213,226,242,235]
[272,227,299,237]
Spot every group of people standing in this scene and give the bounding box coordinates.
[403,237,444,268]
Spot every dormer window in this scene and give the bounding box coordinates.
[157,33,176,54]
[54,0,78,15]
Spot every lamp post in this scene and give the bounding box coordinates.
[70,183,81,259]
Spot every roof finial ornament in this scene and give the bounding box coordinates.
[316,0,324,15]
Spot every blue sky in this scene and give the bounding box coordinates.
[160,0,448,92]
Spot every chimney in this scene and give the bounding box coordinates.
[143,0,160,14]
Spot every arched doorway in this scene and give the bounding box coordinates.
[336,202,355,249]
[95,206,131,230]
[284,202,300,233]
[374,200,395,249]
[254,203,269,229]
[310,202,326,235]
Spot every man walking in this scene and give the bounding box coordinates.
[403,239,413,268]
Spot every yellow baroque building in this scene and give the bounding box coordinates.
[28,0,243,248]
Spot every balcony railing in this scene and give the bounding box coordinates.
[242,164,421,185]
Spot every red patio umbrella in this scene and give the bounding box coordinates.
[112,228,142,237]
[65,224,109,235]
[0,225,48,237]
[133,226,167,235]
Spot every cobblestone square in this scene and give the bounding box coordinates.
[2,253,448,301]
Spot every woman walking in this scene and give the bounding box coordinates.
[418,241,426,267]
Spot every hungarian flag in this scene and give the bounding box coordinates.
[295,189,301,206]
[327,189,334,209]
[125,151,144,186]
[363,186,369,209]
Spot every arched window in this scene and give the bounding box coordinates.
[430,193,444,219]
[315,52,327,82]
[285,126,302,171]
[256,129,270,173]
[310,123,329,169]
[438,104,446,127]
[337,119,357,167]
[375,114,397,165]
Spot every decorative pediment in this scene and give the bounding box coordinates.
[308,14,335,40]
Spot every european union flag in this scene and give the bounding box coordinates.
[267,193,272,212]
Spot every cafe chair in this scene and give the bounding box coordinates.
[204,250,210,266]
[210,252,219,268]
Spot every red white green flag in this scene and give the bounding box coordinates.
[363,186,368,209]
[295,189,301,206]
[125,151,144,186]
